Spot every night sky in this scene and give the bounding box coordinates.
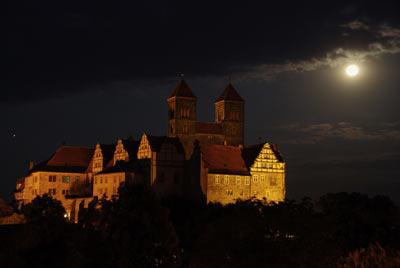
[4,1,400,203]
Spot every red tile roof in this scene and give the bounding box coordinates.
[242,143,284,168]
[195,122,223,135]
[47,146,95,167]
[242,143,264,168]
[168,78,197,99]
[215,83,244,102]
[202,145,249,175]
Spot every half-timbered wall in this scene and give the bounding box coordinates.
[249,143,286,202]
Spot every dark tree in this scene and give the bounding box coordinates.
[0,198,13,217]
[22,194,66,223]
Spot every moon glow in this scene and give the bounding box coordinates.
[346,64,359,77]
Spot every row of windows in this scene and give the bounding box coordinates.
[180,107,191,118]
[97,187,118,195]
[215,175,250,185]
[228,111,240,121]
[47,175,79,183]
[224,190,266,196]
[254,162,283,169]
[215,175,277,185]
[95,175,123,184]
[31,188,68,196]
[217,111,240,121]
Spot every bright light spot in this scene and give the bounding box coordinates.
[64,213,68,218]
[346,64,359,77]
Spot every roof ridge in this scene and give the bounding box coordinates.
[168,78,197,99]
[215,83,244,102]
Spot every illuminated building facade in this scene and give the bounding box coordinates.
[14,77,286,220]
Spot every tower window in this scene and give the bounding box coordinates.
[180,107,191,118]
[169,110,175,119]
[218,111,224,121]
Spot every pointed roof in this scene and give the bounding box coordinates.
[168,78,197,99]
[215,83,244,102]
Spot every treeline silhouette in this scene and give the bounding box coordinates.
[0,183,399,268]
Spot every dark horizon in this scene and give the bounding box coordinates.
[4,0,400,204]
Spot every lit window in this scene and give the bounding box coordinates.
[253,175,258,183]
[226,190,233,195]
[215,175,220,184]
[245,177,250,185]
[62,176,70,183]
[224,175,229,185]
[236,176,241,185]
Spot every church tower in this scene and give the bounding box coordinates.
[167,77,197,157]
[215,83,245,146]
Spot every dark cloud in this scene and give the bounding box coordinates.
[6,0,400,103]
[275,122,400,144]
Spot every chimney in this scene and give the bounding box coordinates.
[29,161,35,170]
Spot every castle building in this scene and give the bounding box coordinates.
[14,77,286,220]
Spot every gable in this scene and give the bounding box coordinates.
[249,143,285,173]
[137,133,152,159]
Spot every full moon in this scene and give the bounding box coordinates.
[346,64,359,76]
